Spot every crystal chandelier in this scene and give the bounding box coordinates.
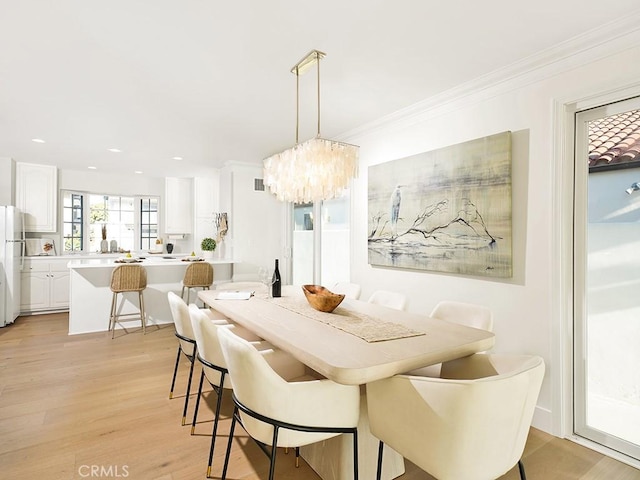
[263,50,359,204]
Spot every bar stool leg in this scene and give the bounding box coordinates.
[111,292,119,339]
[139,291,146,334]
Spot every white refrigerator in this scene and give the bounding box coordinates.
[1,206,25,327]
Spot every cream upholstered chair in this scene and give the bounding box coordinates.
[367,353,545,480]
[431,300,494,331]
[108,264,147,339]
[217,327,361,480]
[188,304,265,478]
[408,300,494,377]
[167,292,228,426]
[182,262,214,303]
[332,282,362,300]
[367,290,408,311]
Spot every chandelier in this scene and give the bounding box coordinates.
[263,50,359,204]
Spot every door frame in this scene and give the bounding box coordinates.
[554,82,640,468]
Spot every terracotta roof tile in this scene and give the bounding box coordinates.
[589,110,640,169]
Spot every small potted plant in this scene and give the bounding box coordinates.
[200,237,217,259]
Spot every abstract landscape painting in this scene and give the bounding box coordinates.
[368,131,512,277]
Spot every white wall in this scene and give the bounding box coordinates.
[59,169,164,196]
[342,28,640,434]
[224,163,286,281]
[0,157,15,206]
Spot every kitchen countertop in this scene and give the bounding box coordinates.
[67,256,238,268]
[26,252,180,260]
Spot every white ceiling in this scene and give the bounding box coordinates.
[1,1,639,178]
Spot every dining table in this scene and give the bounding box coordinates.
[198,285,495,480]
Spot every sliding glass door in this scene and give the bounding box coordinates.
[574,97,640,461]
[291,192,351,287]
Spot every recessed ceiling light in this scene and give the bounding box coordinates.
[172,156,183,161]
[108,148,122,153]
[134,170,143,174]
[31,138,45,143]
[88,166,97,170]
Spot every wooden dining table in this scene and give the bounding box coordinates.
[198,285,495,480]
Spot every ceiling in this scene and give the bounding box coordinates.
[1,1,639,179]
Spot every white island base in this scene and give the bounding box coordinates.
[68,258,236,335]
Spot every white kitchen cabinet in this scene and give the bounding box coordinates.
[16,162,58,232]
[164,177,193,234]
[194,175,218,218]
[193,175,219,250]
[20,259,70,313]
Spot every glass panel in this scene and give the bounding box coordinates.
[321,193,350,287]
[292,203,314,285]
[575,101,640,461]
[62,192,84,252]
[121,211,134,224]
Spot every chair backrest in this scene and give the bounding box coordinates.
[217,327,359,447]
[167,292,196,354]
[189,303,230,387]
[367,353,545,480]
[332,282,362,300]
[367,290,407,310]
[430,300,493,331]
[217,327,297,422]
[183,262,214,288]
[110,264,147,292]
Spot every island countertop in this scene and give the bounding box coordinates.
[66,256,239,269]
[68,257,238,335]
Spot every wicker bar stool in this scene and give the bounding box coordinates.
[108,264,147,339]
[181,262,214,303]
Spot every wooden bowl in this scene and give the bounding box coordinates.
[302,285,345,313]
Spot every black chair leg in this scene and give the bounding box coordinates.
[206,376,226,478]
[268,425,280,480]
[518,460,527,480]
[376,440,383,480]
[169,346,181,399]
[295,447,300,467]
[221,407,238,480]
[191,369,205,434]
[182,355,195,425]
[352,430,359,480]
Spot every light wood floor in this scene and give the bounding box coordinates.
[1,313,639,480]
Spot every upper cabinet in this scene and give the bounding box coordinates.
[164,177,193,234]
[16,162,58,232]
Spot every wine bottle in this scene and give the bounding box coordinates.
[272,259,281,298]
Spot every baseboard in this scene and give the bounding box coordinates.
[532,405,553,434]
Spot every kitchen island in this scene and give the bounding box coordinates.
[67,256,238,335]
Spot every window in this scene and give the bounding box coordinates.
[61,191,160,253]
[140,198,159,250]
[62,192,83,252]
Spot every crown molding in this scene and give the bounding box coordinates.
[337,9,640,141]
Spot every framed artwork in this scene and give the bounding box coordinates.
[368,131,512,277]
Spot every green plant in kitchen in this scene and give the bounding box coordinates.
[201,237,217,252]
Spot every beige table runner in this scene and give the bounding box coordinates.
[268,296,425,343]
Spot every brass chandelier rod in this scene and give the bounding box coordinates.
[292,50,326,144]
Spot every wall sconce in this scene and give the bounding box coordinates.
[625,182,640,194]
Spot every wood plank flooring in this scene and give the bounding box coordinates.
[1,313,639,479]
